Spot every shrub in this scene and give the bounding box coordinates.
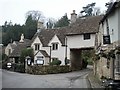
[49,59,61,65]
[27,65,70,75]
[14,63,25,73]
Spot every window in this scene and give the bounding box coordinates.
[83,33,91,40]
[36,56,44,65]
[116,54,120,73]
[35,44,40,50]
[52,58,58,61]
[8,49,11,55]
[52,43,58,50]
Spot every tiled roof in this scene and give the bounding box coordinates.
[9,39,31,57]
[32,15,103,46]
[67,15,103,35]
[34,50,49,57]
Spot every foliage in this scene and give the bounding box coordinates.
[54,14,70,28]
[49,59,61,65]
[2,10,44,46]
[2,22,24,46]
[14,63,25,73]
[80,2,96,16]
[27,65,70,75]
[46,19,55,29]
[24,15,37,39]
[81,50,94,65]
[20,48,34,63]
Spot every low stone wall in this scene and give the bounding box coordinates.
[26,65,71,75]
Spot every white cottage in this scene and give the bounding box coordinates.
[31,10,102,69]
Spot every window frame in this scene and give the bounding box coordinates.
[52,43,58,50]
[34,43,40,51]
[83,33,91,40]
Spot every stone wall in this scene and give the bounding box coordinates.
[26,65,71,75]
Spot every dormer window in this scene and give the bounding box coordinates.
[83,33,91,40]
[35,44,40,51]
[52,43,58,50]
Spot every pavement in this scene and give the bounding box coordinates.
[87,65,103,88]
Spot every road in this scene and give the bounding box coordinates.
[2,66,92,88]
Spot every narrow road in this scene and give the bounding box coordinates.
[2,66,92,88]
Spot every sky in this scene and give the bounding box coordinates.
[0,0,112,26]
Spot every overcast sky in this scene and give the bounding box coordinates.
[0,0,113,25]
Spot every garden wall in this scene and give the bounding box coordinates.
[26,65,71,75]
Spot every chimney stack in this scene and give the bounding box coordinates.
[19,34,24,43]
[37,21,44,33]
[71,10,77,23]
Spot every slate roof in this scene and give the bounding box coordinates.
[9,39,31,57]
[32,15,103,46]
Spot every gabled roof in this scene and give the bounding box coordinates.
[9,39,31,57]
[67,15,103,35]
[8,43,17,49]
[35,50,49,57]
[32,15,103,46]
[100,1,120,23]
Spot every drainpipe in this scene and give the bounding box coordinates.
[65,37,67,59]
[50,46,52,62]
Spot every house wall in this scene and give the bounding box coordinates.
[67,34,96,49]
[34,51,49,65]
[48,35,66,65]
[5,44,13,56]
[118,8,120,43]
[96,6,120,80]
[102,8,119,44]
[96,57,116,79]
[31,36,42,55]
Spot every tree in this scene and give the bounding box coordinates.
[54,13,70,28]
[80,2,96,16]
[20,48,34,63]
[46,18,55,29]
[2,21,24,46]
[25,10,44,21]
[24,15,37,39]
[24,11,45,39]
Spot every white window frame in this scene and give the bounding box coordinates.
[52,43,58,50]
[34,43,40,51]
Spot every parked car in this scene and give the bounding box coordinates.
[102,78,120,90]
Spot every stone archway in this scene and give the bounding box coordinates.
[70,49,82,70]
[70,48,94,71]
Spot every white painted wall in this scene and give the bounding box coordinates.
[5,44,14,56]
[67,34,96,49]
[101,8,119,44]
[48,35,66,65]
[34,51,49,65]
[31,36,42,55]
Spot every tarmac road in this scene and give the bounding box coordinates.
[2,67,92,88]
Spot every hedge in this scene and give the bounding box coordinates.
[27,65,71,75]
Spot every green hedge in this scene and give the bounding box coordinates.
[13,63,25,73]
[27,65,71,75]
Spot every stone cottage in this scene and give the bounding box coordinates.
[95,1,120,80]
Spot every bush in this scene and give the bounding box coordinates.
[49,59,61,65]
[14,63,25,73]
[27,65,71,75]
